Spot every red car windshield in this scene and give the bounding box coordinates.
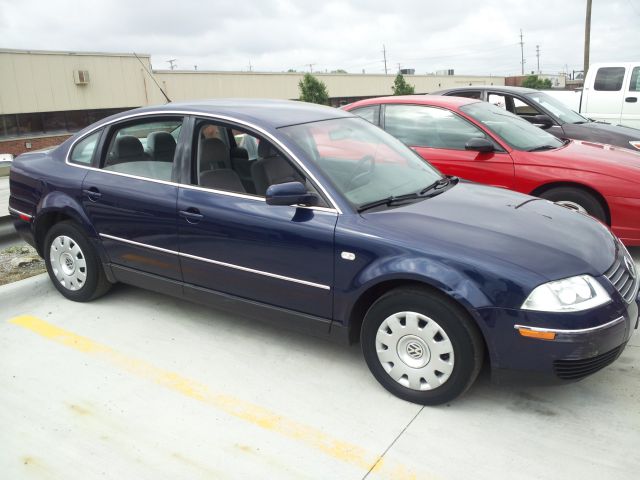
[461,102,564,151]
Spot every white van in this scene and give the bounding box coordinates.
[581,62,640,128]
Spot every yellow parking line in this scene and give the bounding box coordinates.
[9,315,428,479]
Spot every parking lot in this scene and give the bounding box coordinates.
[1,248,639,480]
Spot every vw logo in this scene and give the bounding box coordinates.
[625,255,637,279]
[406,342,424,359]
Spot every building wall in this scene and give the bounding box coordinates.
[0,49,153,115]
[150,71,504,104]
[1,49,504,114]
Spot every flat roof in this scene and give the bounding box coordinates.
[0,48,151,58]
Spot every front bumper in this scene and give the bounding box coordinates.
[476,288,639,385]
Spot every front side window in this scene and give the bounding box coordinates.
[280,117,442,207]
[594,67,625,91]
[525,92,587,124]
[70,130,101,165]
[103,118,183,181]
[461,102,563,151]
[384,104,487,150]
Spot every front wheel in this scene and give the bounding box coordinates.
[361,287,484,405]
[539,187,607,223]
[44,221,111,302]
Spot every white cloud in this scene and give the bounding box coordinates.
[0,0,638,75]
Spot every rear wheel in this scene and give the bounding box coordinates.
[539,187,607,223]
[361,287,484,405]
[44,221,111,302]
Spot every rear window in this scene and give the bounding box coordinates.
[594,67,625,91]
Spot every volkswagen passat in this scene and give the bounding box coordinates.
[9,100,639,405]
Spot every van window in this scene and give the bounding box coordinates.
[594,67,625,91]
[630,67,640,92]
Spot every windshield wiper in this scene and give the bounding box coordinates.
[527,144,558,152]
[420,176,457,195]
[357,192,421,213]
[357,176,458,213]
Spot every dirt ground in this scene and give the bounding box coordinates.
[0,244,46,286]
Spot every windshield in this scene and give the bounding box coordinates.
[524,92,588,124]
[279,117,442,207]
[460,102,564,151]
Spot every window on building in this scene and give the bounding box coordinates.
[17,113,44,136]
[42,111,67,133]
[594,67,626,91]
[65,110,88,132]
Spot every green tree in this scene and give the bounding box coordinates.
[391,73,415,95]
[522,75,553,89]
[331,69,348,74]
[298,73,329,105]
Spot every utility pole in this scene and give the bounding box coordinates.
[519,30,525,75]
[397,63,402,73]
[194,65,198,71]
[167,59,177,70]
[536,45,540,73]
[382,44,388,75]
[584,0,592,79]
[308,63,316,73]
[248,60,252,72]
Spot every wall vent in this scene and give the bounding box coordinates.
[73,70,90,85]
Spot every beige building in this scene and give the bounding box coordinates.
[0,48,504,155]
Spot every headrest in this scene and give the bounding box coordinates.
[201,138,229,160]
[258,141,279,158]
[147,131,176,153]
[114,135,143,158]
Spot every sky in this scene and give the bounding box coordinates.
[0,0,638,76]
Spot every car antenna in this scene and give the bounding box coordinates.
[133,52,172,104]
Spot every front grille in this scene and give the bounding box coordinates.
[553,346,623,380]
[604,251,638,304]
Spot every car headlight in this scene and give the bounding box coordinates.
[521,275,611,312]
[630,140,640,151]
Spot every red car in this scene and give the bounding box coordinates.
[344,96,640,246]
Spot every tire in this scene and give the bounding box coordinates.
[539,187,607,223]
[361,287,484,405]
[44,221,111,302]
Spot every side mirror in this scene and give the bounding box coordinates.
[465,138,495,153]
[266,181,319,207]
[528,114,554,129]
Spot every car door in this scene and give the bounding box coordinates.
[621,66,640,128]
[81,115,185,281]
[382,103,515,189]
[177,118,337,319]
[584,66,626,124]
[491,92,566,139]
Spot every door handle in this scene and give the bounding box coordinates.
[179,208,204,224]
[83,187,102,202]
[625,97,638,103]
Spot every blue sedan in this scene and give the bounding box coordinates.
[8,99,639,405]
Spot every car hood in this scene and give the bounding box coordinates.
[526,139,640,176]
[364,181,616,281]
[564,121,640,151]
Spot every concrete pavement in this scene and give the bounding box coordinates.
[1,250,639,479]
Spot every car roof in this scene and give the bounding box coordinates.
[432,85,539,95]
[347,95,481,109]
[108,99,352,129]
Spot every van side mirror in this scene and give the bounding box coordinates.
[465,138,495,153]
[266,181,319,207]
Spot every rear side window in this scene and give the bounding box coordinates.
[450,91,482,100]
[594,67,625,91]
[103,118,183,181]
[630,67,640,92]
[69,130,101,165]
[350,105,379,125]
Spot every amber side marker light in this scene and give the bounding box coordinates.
[517,328,556,341]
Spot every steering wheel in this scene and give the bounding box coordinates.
[344,155,376,191]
